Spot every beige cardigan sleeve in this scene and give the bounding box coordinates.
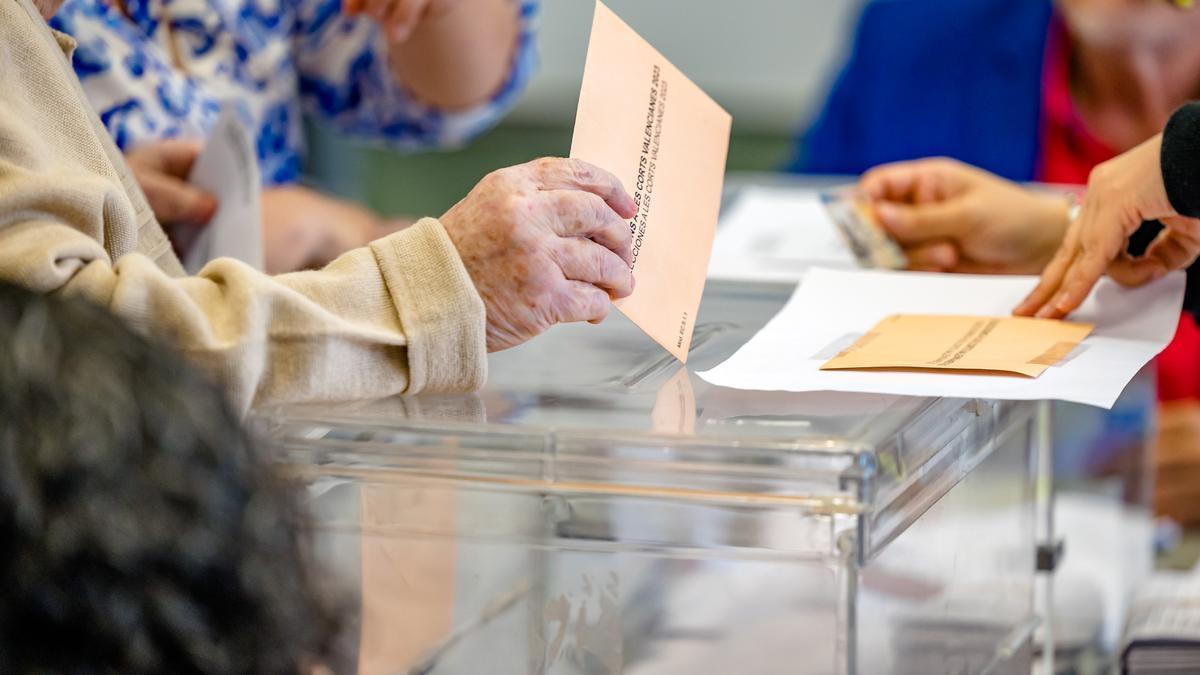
[0,215,487,412]
[0,0,487,413]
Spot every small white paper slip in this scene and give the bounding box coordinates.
[183,109,264,274]
[697,267,1186,409]
[707,186,855,283]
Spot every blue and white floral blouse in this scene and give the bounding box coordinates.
[50,0,538,185]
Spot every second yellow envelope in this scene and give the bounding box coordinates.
[821,314,1095,378]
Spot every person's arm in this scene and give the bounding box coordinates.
[293,0,537,148]
[1,0,484,415]
[1150,102,1200,317]
[4,0,640,416]
[1016,108,1200,318]
[858,157,1070,275]
[378,0,520,111]
[0,175,486,414]
[0,152,639,415]
[258,185,409,274]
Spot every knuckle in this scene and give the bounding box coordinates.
[583,285,607,311]
[543,158,572,184]
[499,190,527,214]
[1179,219,1200,238]
[558,289,587,320]
[497,193,531,227]
[608,225,633,253]
[1088,162,1116,186]
[928,157,963,175]
[887,214,915,237]
[581,190,605,208]
[560,189,591,212]
[478,169,510,194]
[596,248,622,278]
[531,284,558,313]
[590,299,611,321]
[569,160,596,186]
[1078,246,1108,266]
[576,287,599,312]
[588,193,616,223]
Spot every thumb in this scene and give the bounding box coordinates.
[1161,215,1200,242]
[1108,256,1167,288]
[1143,225,1200,273]
[1108,222,1200,287]
[874,199,966,245]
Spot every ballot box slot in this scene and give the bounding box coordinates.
[853,399,1033,564]
[702,277,798,304]
[834,397,979,544]
[860,400,1010,563]
[607,322,733,389]
[860,429,976,566]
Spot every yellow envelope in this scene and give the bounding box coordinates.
[570,1,732,363]
[821,314,1095,378]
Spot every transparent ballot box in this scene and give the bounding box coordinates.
[254,281,1044,675]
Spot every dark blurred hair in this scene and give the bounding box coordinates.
[0,283,342,673]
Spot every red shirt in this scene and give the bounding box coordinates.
[1036,16,1200,401]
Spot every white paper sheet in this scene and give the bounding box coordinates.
[707,186,855,283]
[184,109,263,274]
[698,268,1185,409]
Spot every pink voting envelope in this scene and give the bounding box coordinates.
[570,1,732,363]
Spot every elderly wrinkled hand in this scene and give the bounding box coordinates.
[342,0,461,42]
[859,157,1070,275]
[441,157,637,352]
[1015,134,1200,319]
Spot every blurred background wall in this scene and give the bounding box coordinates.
[304,1,861,216]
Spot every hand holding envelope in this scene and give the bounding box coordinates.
[441,157,639,352]
[570,1,732,362]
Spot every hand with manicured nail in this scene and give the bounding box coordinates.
[342,0,460,43]
[858,157,1071,275]
[440,157,637,352]
[1015,134,1200,319]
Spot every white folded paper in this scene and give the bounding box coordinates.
[183,109,264,274]
[698,268,1185,409]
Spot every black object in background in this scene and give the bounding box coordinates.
[1128,219,1200,318]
